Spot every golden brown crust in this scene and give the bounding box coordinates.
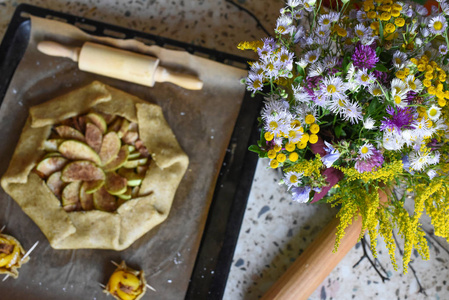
[1,81,189,250]
[29,81,111,128]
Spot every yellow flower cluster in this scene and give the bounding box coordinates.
[424,180,449,239]
[335,160,403,183]
[378,208,398,270]
[363,0,403,40]
[332,192,360,252]
[236,40,264,52]
[284,154,323,176]
[411,55,449,107]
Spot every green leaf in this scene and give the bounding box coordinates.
[294,76,304,84]
[248,145,267,158]
[374,64,388,72]
[376,46,382,56]
[334,124,346,139]
[367,99,378,115]
[297,65,305,77]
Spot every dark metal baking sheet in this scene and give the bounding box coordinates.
[0,4,261,299]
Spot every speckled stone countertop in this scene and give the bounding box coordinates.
[1,1,449,299]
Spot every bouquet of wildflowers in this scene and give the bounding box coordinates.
[239,0,449,272]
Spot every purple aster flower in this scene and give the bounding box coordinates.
[352,43,379,69]
[380,106,414,133]
[354,148,384,173]
[291,185,311,203]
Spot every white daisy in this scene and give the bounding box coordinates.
[293,85,313,103]
[368,84,385,98]
[412,118,435,138]
[409,151,430,171]
[428,15,448,35]
[276,15,294,35]
[427,169,438,180]
[284,171,303,190]
[304,49,321,64]
[416,5,428,16]
[392,51,408,70]
[308,61,326,77]
[363,117,377,130]
[287,0,302,7]
[427,105,442,121]
[320,76,347,99]
[356,10,367,23]
[315,25,331,40]
[342,101,363,124]
[359,143,375,159]
[439,44,448,55]
[383,131,404,150]
[404,75,423,93]
[354,69,375,87]
[318,12,339,27]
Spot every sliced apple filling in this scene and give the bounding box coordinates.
[34,112,151,213]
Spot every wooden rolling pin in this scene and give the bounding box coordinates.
[262,189,388,300]
[37,41,203,90]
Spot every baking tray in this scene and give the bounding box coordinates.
[0,4,261,299]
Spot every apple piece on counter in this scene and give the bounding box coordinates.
[93,187,118,212]
[59,140,102,165]
[61,161,106,182]
[83,179,105,194]
[122,131,139,145]
[105,172,128,195]
[99,132,121,165]
[36,156,68,177]
[117,118,130,138]
[86,112,107,134]
[117,187,132,200]
[46,171,65,199]
[61,181,82,212]
[85,123,103,153]
[103,145,129,172]
[80,182,94,211]
[55,125,85,141]
[43,139,64,152]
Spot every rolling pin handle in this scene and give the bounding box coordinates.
[37,41,81,62]
[154,66,203,90]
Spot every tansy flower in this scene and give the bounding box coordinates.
[428,15,447,35]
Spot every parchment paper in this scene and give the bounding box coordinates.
[0,16,247,300]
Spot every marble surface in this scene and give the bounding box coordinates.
[1,1,449,299]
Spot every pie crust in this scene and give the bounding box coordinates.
[1,81,189,250]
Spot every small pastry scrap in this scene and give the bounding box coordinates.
[104,261,147,300]
[0,233,30,279]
